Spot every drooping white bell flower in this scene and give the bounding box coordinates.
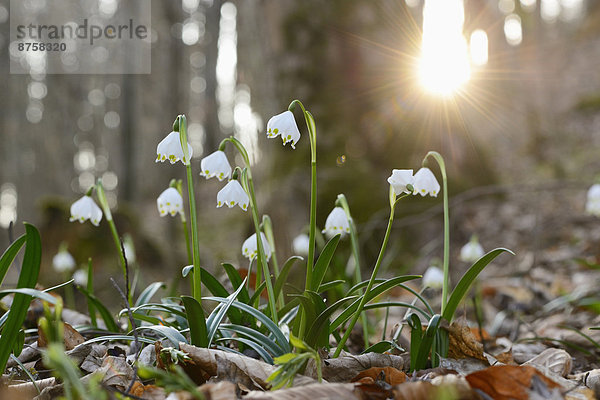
[199,150,232,181]
[156,131,193,165]
[422,266,444,289]
[70,195,103,226]
[387,169,414,195]
[322,207,350,238]
[73,269,88,286]
[123,236,136,264]
[157,187,184,217]
[585,184,600,217]
[52,249,76,273]
[242,232,272,261]
[217,180,249,211]
[413,167,440,197]
[292,233,310,256]
[459,236,485,263]
[266,111,301,149]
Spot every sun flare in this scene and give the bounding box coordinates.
[418,0,471,96]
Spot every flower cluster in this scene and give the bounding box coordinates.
[387,167,440,197]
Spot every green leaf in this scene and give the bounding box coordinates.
[199,267,229,298]
[204,297,290,353]
[311,235,341,291]
[362,340,403,354]
[414,314,442,371]
[222,263,251,304]
[12,329,25,358]
[206,278,246,346]
[274,256,303,301]
[219,323,285,356]
[362,301,431,320]
[330,275,420,332]
[135,282,166,307]
[0,234,26,286]
[127,303,187,319]
[0,223,41,373]
[407,313,423,371]
[181,265,193,278]
[82,335,156,345]
[136,325,188,348]
[0,288,58,305]
[318,280,345,293]
[77,287,119,333]
[181,296,208,348]
[248,280,267,306]
[215,336,274,364]
[442,248,514,322]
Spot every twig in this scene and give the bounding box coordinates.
[109,276,140,395]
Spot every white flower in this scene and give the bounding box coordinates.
[292,233,310,256]
[422,266,444,289]
[157,187,184,217]
[52,250,76,273]
[585,184,600,217]
[387,169,414,195]
[199,150,232,181]
[156,131,193,165]
[217,180,249,211]
[266,111,301,149]
[413,167,440,197]
[70,195,103,226]
[322,207,350,238]
[73,269,88,286]
[459,236,485,263]
[242,232,272,261]
[123,239,136,264]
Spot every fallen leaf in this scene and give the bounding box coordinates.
[180,343,316,389]
[4,377,56,400]
[447,321,488,363]
[198,381,238,400]
[351,366,407,385]
[37,322,85,350]
[466,365,562,400]
[128,381,165,399]
[320,352,410,383]
[244,383,361,399]
[439,357,488,375]
[215,353,264,391]
[98,356,135,390]
[524,348,572,377]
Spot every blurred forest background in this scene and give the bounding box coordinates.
[1,0,600,300]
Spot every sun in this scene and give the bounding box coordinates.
[417,0,471,97]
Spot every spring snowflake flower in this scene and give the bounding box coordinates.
[322,207,350,238]
[413,167,440,197]
[73,269,88,286]
[266,111,301,149]
[199,150,232,181]
[156,131,193,165]
[157,187,184,217]
[585,184,600,217]
[217,180,249,211]
[422,266,444,289]
[70,195,103,226]
[387,169,414,195]
[292,233,310,256]
[460,236,485,263]
[242,232,272,261]
[52,249,76,273]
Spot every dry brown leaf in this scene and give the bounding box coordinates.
[244,383,360,400]
[447,321,488,363]
[128,381,166,399]
[321,352,410,382]
[570,368,600,392]
[351,366,407,385]
[215,353,264,391]
[199,381,239,400]
[37,322,85,350]
[4,377,56,400]
[524,348,572,377]
[392,381,441,400]
[465,365,562,400]
[564,386,596,400]
[180,343,316,390]
[98,356,135,390]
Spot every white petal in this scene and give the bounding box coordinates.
[387,169,414,195]
[156,131,193,165]
[217,180,249,211]
[73,269,88,286]
[422,266,444,289]
[586,199,600,217]
[322,207,350,238]
[200,150,232,181]
[70,196,103,226]
[587,184,600,202]
[413,168,440,197]
[459,240,485,263]
[157,187,184,217]
[52,251,76,273]
[242,232,271,261]
[266,111,301,148]
[292,234,310,257]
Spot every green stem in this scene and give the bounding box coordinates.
[86,258,96,328]
[423,151,449,314]
[333,194,406,357]
[262,215,284,310]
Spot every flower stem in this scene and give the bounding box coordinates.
[262,215,284,310]
[423,151,449,314]
[333,193,406,357]
[86,258,97,328]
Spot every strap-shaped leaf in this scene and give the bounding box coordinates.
[0,223,41,373]
[442,248,513,322]
[407,313,423,372]
[414,314,441,371]
[0,288,57,305]
[219,323,285,356]
[222,263,251,304]
[206,278,246,346]
[215,336,274,364]
[274,256,303,301]
[0,234,26,286]
[135,282,166,307]
[135,325,188,348]
[311,235,341,291]
[77,287,119,333]
[181,296,208,348]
